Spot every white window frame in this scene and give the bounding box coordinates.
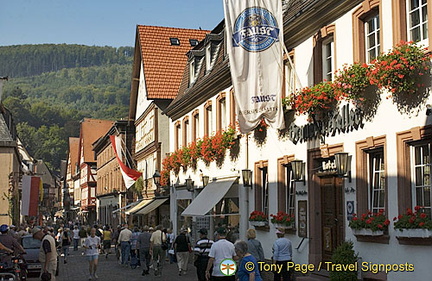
[189,60,196,85]
[406,0,428,45]
[206,44,212,72]
[261,167,269,216]
[220,98,227,129]
[364,12,380,62]
[322,37,334,81]
[193,113,200,140]
[411,142,432,216]
[368,150,385,214]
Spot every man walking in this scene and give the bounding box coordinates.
[118,224,132,266]
[194,228,214,281]
[206,227,237,281]
[137,226,152,276]
[32,227,58,281]
[272,229,292,281]
[72,225,80,251]
[150,225,166,276]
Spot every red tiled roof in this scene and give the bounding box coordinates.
[68,137,79,175]
[79,118,114,163]
[137,25,209,100]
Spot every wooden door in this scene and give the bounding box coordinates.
[321,177,344,261]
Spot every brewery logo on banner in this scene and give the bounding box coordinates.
[232,7,280,52]
[223,0,285,133]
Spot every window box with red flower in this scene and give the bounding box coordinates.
[270,211,295,229]
[393,206,432,238]
[349,209,390,237]
[249,211,268,227]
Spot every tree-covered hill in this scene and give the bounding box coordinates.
[0,44,133,77]
[0,44,133,171]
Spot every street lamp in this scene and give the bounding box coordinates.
[202,175,210,187]
[334,152,352,182]
[185,176,194,191]
[291,160,306,185]
[153,170,161,186]
[242,169,252,187]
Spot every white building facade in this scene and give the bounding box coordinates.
[163,1,432,280]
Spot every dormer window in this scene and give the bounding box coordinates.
[189,59,196,86]
[170,37,180,46]
[189,39,199,46]
[206,44,212,72]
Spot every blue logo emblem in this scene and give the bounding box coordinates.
[232,7,280,52]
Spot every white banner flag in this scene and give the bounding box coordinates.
[223,0,285,133]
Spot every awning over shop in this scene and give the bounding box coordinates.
[134,198,169,215]
[112,200,142,214]
[125,199,153,215]
[181,177,238,217]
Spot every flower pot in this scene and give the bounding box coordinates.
[273,223,293,229]
[352,229,384,236]
[250,221,267,227]
[395,229,432,238]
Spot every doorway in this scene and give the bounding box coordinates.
[320,177,344,261]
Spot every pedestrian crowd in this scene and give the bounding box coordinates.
[0,221,293,281]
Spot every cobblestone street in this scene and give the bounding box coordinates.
[27,248,198,281]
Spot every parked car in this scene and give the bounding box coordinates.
[21,235,59,277]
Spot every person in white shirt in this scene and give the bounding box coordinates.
[206,227,237,281]
[72,226,80,251]
[150,225,166,276]
[117,224,132,266]
[83,228,101,280]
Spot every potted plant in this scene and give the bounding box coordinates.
[284,80,339,120]
[393,206,432,238]
[270,211,295,229]
[329,241,358,281]
[349,209,390,236]
[249,211,267,227]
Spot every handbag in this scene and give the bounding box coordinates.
[161,232,169,250]
[41,272,51,281]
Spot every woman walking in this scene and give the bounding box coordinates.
[235,240,263,281]
[246,229,264,262]
[102,226,112,258]
[84,228,101,280]
[174,227,191,276]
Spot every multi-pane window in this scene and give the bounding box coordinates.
[192,113,199,141]
[175,123,181,150]
[284,52,295,97]
[365,13,380,62]
[217,97,227,130]
[183,119,190,146]
[205,105,213,136]
[407,0,428,43]
[206,44,212,71]
[368,150,385,214]
[285,165,296,216]
[189,60,196,86]
[322,38,334,81]
[412,143,431,216]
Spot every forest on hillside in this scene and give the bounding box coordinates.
[0,44,133,77]
[1,44,133,171]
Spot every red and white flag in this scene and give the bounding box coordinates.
[110,135,142,189]
[21,175,41,217]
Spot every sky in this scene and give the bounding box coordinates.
[0,0,224,47]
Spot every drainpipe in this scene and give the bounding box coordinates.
[239,133,250,240]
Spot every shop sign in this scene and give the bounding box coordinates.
[288,104,364,144]
[298,200,307,238]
